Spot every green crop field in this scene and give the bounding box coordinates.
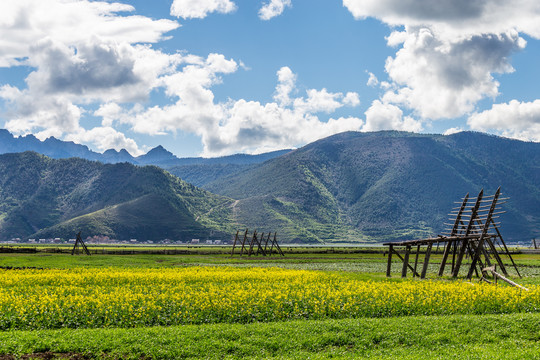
[0,247,539,359]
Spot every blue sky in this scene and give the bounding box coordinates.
[1,0,539,157]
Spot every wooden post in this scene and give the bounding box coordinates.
[230,230,240,256]
[413,245,421,278]
[484,237,508,275]
[420,243,433,279]
[272,233,284,256]
[386,245,393,277]
[438,240,453,276]
[491,219,521,277]
[239,229,248,256]
[467,188,500,279]
[440,194,469,276]
[453,190,484,277]
[264,233,271,254]
[248,230,257,256]
[71,232,90,256]
[402,246,411,278]
[451,240,458,273]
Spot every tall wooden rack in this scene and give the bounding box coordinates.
[230,229,284,256]
[71,232,91,255]
[384,188,519,279]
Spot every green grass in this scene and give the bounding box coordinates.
[1,250,540,358]
[1,313,539,359]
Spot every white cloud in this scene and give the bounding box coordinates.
[3,91,82,137]
[344,0,536,125]
[0,1,364,157]
[294,89,344,114]
[468,100,540,142]
[65,126,142,155]
[259,0,292,20]
[117,64,362,156]
[443,127,464,136]
[366,72,379,87]
[170,0,236,19]
[0,0,178,67]
[381,29,524,119]
[0,0,180,154]
[343,0,540,40]
[274,66,296,106]
[363,100,422,132]
[343,92,360,107]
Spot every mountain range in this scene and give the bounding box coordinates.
[204,131,540,243]
[0,129,289,167]
[0,129,538,243]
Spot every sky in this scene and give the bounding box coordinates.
[1,0,539,157]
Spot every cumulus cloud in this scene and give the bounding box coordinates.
[0,1,182,154]
[0,1,363,157]
[363,100,422,132]
[342,0,540,144]
[274,66,297,106]
[381,29,524,119]
[65,126,142,155]
[112,65,362,156]
[259,0,292,20]
[343,0,540,40]
[366,72,379,87]
[0,0,178,67]
[468,100,540,142]
[170,0,236,19]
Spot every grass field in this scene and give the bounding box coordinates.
[0,247,539,359]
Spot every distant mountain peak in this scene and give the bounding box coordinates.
[136,145,178,164]
[148,145,171,155]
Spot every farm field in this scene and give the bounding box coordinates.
[0,248,539,359]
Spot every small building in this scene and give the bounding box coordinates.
[191,239,200,244]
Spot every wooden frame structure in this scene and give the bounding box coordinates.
[71,231,91,255]
[230,229,284,256]
[384,188,520,279]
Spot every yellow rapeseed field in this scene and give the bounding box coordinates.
[0,267,538,330]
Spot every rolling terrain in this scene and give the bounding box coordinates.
[0,131,538,244]
[0,152,235,241]
[205,131,540,243]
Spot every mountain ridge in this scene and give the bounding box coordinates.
[0,151,236,241]
[204,131,540,243]
[0,129,292,170]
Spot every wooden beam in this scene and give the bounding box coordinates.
[239,229,248,256]
[420,242,433,279]
[491,218,521,277]
[386,245,393,277]
[453,189,484,277]
[402,246,411,278]
[483,266,529,291]
[230,230,240,256]
[413,245,421,278]
[467,188,500,279]
[438,240,453,276]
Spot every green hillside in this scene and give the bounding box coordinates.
[205,131,540,243]
[0,152,235,241]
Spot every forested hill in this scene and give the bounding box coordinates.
[204,131,540,243]
[0,152,235,241]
